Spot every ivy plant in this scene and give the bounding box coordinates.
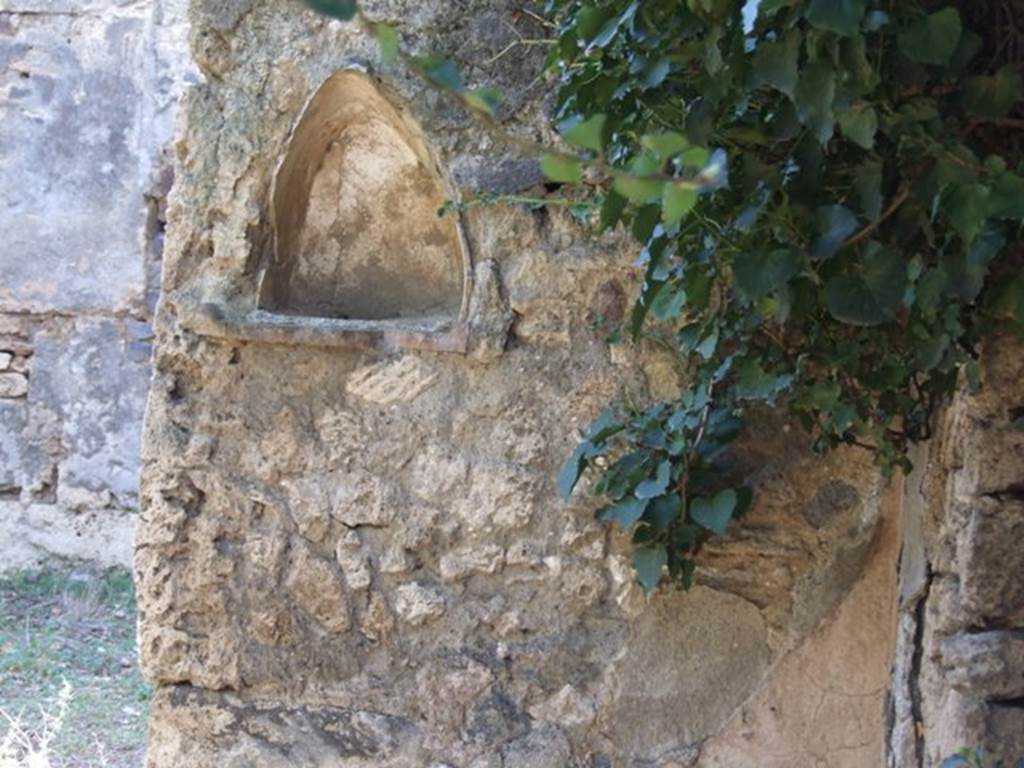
[306,0,1024,593]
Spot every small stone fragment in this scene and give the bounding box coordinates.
[361,592,395,643]
[439,544,504,582]
[379,544,415,574]
[393,582,446,626]
[942,630,1024,699]
[528,685,597,727]
[0,372,28,398]
[285,544,350,633]
[500,723,572,768]
[336,530,372,590]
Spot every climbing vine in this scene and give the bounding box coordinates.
[307,0,1024,592]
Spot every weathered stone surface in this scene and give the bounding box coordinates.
[888,336,1024,767]
[0,316,152,567]
[345,356,439,405]
[0,501,135,568]
[957,497,1024,626]
[135,2,904,764]
[439,544,504,583]
[0,0,192,570]
[393,582,446,626]
[701,486,901,768]
[942,630,1024,700]
[500,723,571,768]
[146,686,424,767]
[0,0,190,314]
[0,371,27,398]
[286,542,351,633]
[600,586,771,756]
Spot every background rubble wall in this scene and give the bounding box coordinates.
[0,0,192,568]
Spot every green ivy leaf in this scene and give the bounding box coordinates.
[945,228,1003,301]
[752,29,800,97]
[599,189,628,232]
[374,23,398,64]
[916,268,949,316]
[915,332,949,371]
[587,409,624,443]
[633,545,668,593]
[588,1,638,49]
[558,443,590,499]
[641,131,689,159]
[651,284,687,320]
[541,154,583,183]
[944,183,990,245]
[304,0,358,20]
[898,8,962,67]
[690,489,737,535]
[963,65,1022,119]
[642,57,671,89]
[836,105,878,150]
[988,274,1024,323]
[733,249,802,300]
[662,183,698,225]
[415,55,465,92]
[599,497,649,528]
[854,160,883,221]
[824,275,886,326]
[734,359,791,401]
[805,0,866,37]
[631,278,665,339]
[695,324,719,360]
[812,205,858,259]
[863,246,906,312]
[575,5,613,40]
[794,60,837,144]
[646,494,682,530]
[635,459,672,499]
[988,172,1024,220]
[561,114,608,153]
[463,88,503,117]
[805,380,842,410]
[681,147,711,168]
[614,174,665,204]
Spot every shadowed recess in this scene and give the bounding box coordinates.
[259,71,466,321]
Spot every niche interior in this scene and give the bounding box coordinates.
[259,71,468,322]
[185,71,477,353]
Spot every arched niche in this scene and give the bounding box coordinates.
[258,71,469,322]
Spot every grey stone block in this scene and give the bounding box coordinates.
[943,630,1024,700]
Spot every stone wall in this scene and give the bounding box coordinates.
[136,2,909,765]
[0,0,191,568]
[888,336,1024,766]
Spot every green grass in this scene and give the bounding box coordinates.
[0,568,150,767]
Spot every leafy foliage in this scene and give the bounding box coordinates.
[547,0,1023,592]
[305,0,1024,594]
[941,747,1024,768]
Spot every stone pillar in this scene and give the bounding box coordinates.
[889,336,1024,766]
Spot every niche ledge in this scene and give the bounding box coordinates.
[180,260,511,357]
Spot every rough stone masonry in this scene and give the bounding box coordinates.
[134,1,922,765]
[0,0,192,568]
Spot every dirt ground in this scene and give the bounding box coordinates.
[0,568,150,767]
